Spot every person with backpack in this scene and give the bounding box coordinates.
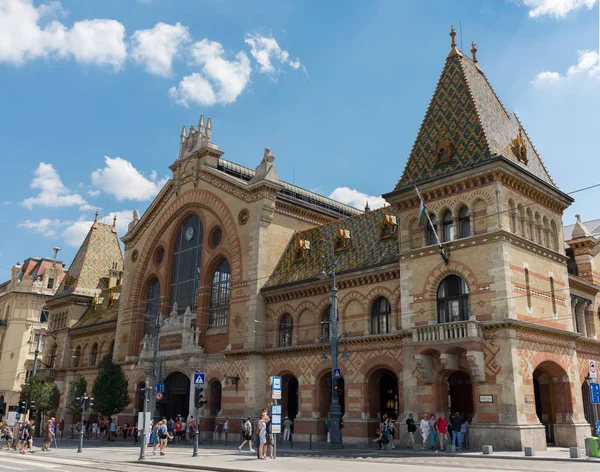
[388,418,396,449]
[238,417,254,452]
[434,414,448,451]
[380,418,391,449]
[158,419,173,455]
[449,412,462,451]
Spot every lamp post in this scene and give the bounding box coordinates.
[319,237,343,449]
[138,384,150,461]
[76,393,93,453]
[585,374,599,435]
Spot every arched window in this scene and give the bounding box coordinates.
[209,259,231,328]
[442,210,454,242]
[209,380,222,417]
[371,297,391,335]
[40,307,49,324]
[542,216,549,247]
[279,314,293,347]
[535,212,542,243]
[458,206,470,238]
[437,275,469,323]
[49,344,58,369]
[517,204,525,236]
[527,208,534,241]
[72,346,81,368]
[90,343,99,366]
[508,200,517,233]
[525,268,532,310]
[426,214,438,246]
[321,306,331,341]
[144,277,161,335]
[170,214,203,315]
[550,220,559,251]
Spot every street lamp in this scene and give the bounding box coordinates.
[76,393,93,453]
[585,374,599,435]
[26,329,43,376]
[138,384,150,461]
[319,237,344,449]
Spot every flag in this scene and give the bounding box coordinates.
[417,199,427,228]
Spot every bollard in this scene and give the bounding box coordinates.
[309,433,312,450]
[585,438,591,458]
[524,446,535,457]
[291,433,293,449]
[569,447,582,458]
[448,445,456,453]
[482,445,493,455]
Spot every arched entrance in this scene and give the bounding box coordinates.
[318,371,345,418]
[533,363,573,446]
[447,371,474,418]
[368,368,399,420]
[161,372,190,420]
[281,374,299,420]
[209,380,222,417]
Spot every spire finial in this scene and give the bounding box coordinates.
[206,117,212,140]
[180,125,187,140]
[448,25,459,58]
[576,214,581,222]
[199,114,205,135]
[92,209,99,229]
[365,201,370,212]
[471,41,478,63]
[112,214,117,233]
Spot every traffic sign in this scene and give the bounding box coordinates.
[193,373,205,385]
[271,391,281,400]
[271,376,282,392]
[333,368,341,379]
[590,382,600,404]
[155,383,165,393]
[271,404,282,434]
[156,392,164,401]
[590,360,597,380]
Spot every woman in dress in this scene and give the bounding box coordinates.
[149,420,160,455]
[258,412,267,460]
[419,414,430,450]
[428,414,437,449]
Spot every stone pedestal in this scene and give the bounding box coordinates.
[470,423,546,451]
[554,422,590,448]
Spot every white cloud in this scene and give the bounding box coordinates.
[532,50,600,85]
[328,187,387,210]
[131,22,190,76]
[62,210,133,247]
[522,0,597,18]
[18,218,68,237]
[0,0,127,69]
[244,33,305,79]
[91,156,168,201]
[21,162,87,209]
[87,189,100,197]
[169,39,251,107]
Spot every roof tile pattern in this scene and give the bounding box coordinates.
[396,53,554,189]
[54,222,123,298]
[264,208,398,289]
[71,285,121,329]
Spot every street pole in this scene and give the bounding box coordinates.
[77,394,86,453]
[138,384,148,460]
[192,406,199,457]
[32,333,42,376]
[323,240,343,449]
[151,315,162,423]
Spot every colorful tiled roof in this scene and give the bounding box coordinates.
[395,50,555,190]
[263,207,398,289]
[71,285,121,330]
[54,221,123,299]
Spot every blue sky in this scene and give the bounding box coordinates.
[0,0,598,280]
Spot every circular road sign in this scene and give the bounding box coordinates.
[156,392,164,401]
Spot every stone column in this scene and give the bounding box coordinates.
[571,298,579,334]
[577,301,588,337]
[585,301,594,338]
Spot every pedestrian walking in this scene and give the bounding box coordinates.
[419,414,429,450]
[214,419,223,441]
[223,417,229,445]
[283,417,293,442]
[450,412,462,451]
[238,417,254,452]
[187,416,196,445]
[405,413,416,448]
[325,415,331,443]
[265,413,274,460]
[58,419,64,440]
[109,419,117,441]
[461,417,469,449]
[122,421,129,440]
[435,414,447,451]
[388,418,396,449]
[133,423,138,444]
[149,420,160,455]
[41,420,53,451]
[158,419,173,455]
[428,414,436,449]
[258,412,268,460]
[19,419,35,454]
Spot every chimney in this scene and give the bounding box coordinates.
[52,247,61,259]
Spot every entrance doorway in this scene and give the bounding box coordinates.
[368,368,399,420]
[281,374,299,419]
[161,372,190,420]
[447,371,474,418]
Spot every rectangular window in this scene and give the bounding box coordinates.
[47,278,54,289]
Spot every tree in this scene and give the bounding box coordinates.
[92,354,130,417]
[67,376,88,415]
[19,375,60,415]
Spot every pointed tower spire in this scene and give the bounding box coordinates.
[92,209,99,229]
[198,114,205,135]
[206,117,212,140]
[365,201,370,212]
[471,41,478,63]
[448,25,459,58]
[112,214,117,233]
[180,125,187,140]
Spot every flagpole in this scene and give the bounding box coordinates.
[414,185,449,263]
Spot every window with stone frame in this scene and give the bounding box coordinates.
[371,297,391,335]
[437,275,469,323]
[321,306,331,342]
[279,314,293,347]
[169,214,203,315]
[72,346,81,368]
[90,343,99,366]
[208,259,231,329]
[458,206,470,238]
[49,344,57,369]
[442,210,454,242]
[426,214,438,246]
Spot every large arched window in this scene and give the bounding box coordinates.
[72,345,81,368]
[170,214,203,315]
[458,206,470,238]
[90,343,99,366]
[321,306,331,341]
[442,210,454,242]
[371,297,391,335]
[144,277,161,335]
[279,314,293,347]
[426,214,438,246]
[209,259,231,328]
[437,275,469,323]
[49,344,58,369]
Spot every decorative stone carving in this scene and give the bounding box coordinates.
[414,353,435,383]
[466,350,486,382]
[440,353,458,371]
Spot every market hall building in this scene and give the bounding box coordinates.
[104,30,600,451]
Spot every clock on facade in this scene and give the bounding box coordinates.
[185,226,195,241]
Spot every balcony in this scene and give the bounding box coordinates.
[37,367,56,380]
[412,320,482,344]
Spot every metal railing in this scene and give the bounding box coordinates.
[413,320,482,343]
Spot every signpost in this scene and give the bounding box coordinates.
[270,376,282,459]
[155,383,165,393]
[333,368,341,379]
[193,373,206,458]
[194,373,205,386]
[155,392,163,401]
[591,383,600,404]
[271,404,282,434]
[590,361,597,380]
